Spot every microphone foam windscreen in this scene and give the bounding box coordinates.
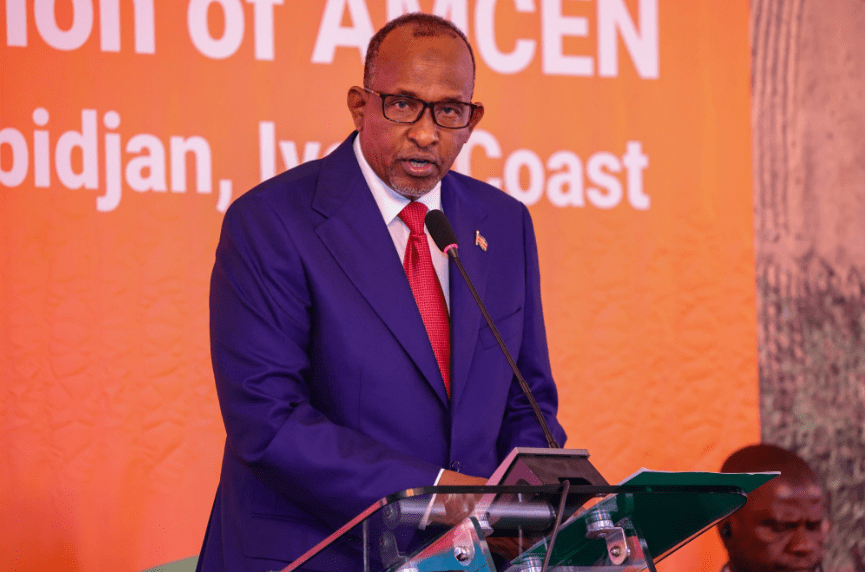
[424,209,459,253]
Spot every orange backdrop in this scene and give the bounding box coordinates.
[0,1,758,570]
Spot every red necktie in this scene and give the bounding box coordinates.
[399,202,451,397]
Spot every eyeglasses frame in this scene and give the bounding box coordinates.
[362,87,479,129]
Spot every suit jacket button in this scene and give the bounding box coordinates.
[450,461,461,472]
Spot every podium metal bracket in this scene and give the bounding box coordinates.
[585,510,629,566]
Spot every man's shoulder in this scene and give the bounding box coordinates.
[229,134,358,213]
[222,162,321,226]
[444,170,527,214]
[248,158,323,199]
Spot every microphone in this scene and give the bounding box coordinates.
[425,210,460,256]
[424,209,560,449]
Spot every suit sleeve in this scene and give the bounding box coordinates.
[210,193,441,529]
[496,203,568,457]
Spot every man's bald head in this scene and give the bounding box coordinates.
[363,13,476,95]
[721,443,819,486]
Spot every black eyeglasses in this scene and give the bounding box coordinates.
[363,88,478,129]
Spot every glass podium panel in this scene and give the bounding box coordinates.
[280,471,775,572]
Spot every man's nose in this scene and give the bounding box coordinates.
[787,524,823,555]
[407,105,439,147]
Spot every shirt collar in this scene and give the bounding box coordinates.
[353,134,442,225]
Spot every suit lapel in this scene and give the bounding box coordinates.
[313,135,449,407]
[442,175,490,408]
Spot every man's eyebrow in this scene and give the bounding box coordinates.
[390,89,420,97]
[391,89,467,102]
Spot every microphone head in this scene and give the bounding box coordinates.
[425,209,459,254]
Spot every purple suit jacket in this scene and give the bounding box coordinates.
[196,133,566,571]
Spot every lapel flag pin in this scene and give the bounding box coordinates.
[475,231,488,251]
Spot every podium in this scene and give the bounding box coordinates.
[280,449,775,572]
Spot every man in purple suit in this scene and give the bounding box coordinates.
[197,12,566,572]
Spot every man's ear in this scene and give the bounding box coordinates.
[466,102,484,135]
[347,87,367,132]
[718,517,735,545]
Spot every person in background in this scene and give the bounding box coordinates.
[717,443,829,572]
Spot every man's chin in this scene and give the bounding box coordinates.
[776,563,821,572]
[390,177,438,200]
[731,560,820,572]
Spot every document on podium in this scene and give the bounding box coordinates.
[507,467,777,570]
